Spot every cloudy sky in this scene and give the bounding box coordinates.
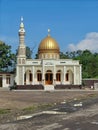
[0,0,98,56]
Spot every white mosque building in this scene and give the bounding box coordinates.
[15,18,82,90]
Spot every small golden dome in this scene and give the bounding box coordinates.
[38,35,60,53]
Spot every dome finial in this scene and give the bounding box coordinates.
[48,29,50,36]
[21,16,23,22]
[20,16,24,28]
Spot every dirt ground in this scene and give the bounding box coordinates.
[0,89,98,110]
[0,89,98,130]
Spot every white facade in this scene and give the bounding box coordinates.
[15,18,82,90]
[16,59,82,86]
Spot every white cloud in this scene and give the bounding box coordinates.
[68,32,98,52]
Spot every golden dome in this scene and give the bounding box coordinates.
[38,34,60,59]
[38,35,60,53]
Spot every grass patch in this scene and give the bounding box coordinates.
[23,103,53,112]
[0,109,11,114]
[38,103,53,109]
[23,105,38,111]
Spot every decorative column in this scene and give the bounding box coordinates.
[63,66,66,84]
[3,75,5,88]
[22,66,25,85]
[74,66,76,85]
[10,75,13,86]
[32,66,34,85]
[26,72,28,85]
[80,65,82,85]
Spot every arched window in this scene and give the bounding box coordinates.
[6,75,10,84]
[46,70,52,73]
[24,73,26,84]
[37,70,42,81]
[56,70,61,81]
[66,73,69,81]
[22,59,25,64]
[19,59,21,64]
[29,72,32,82]
[66,71,69,81]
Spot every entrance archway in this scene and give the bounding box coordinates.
[45,70,53,85]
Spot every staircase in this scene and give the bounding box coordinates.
[44,85,54,91]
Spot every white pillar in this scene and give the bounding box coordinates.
[10,75,14,86]
[42,65,44,79]
[3,75,5,88]
[16,66,19,85]
[63,66,66,84]
[26,71,29,85]
[32,66,34,85]
[42,64,45,85]
[74,66,76,85]
[53,65,56,85]
[22,66,25,85]
[80,65,82,84]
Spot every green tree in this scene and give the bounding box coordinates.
[60,49,98,78]
[0,41,16,72]
[60,52,69,59]
[26,46,33,59]
[74,49,98,78]
[35,53,38,59]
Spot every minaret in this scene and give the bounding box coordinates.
[17,17,26,64]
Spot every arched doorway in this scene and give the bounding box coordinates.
[45,70,53,85]
[37,70,42,82]
[24,70,33,85]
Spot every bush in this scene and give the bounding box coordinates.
[9,85,17,90]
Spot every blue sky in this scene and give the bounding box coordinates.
[0,0,98,57]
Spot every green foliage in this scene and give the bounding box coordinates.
[60,52,69,59]
[26,46,33,59]
[35,53,38,59]
[60,49,98,78]
[23,103,53,112]
[0,41,16,72]
[0,108,10,114]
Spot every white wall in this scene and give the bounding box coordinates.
[0,74,14,88]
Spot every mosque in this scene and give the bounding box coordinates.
[14,18,82,90]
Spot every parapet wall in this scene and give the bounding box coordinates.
[82,79,98,88]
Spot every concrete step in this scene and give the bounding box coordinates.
[44,85,54,91]
[0,87,9,91]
